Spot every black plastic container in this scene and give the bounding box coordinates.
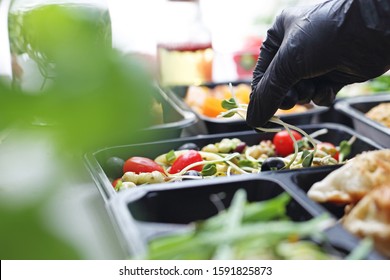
[275,166,351,219]
[168,82,329,134]
[84,85,197,148]
[334,94,390,148]
[107,175,385,259]
[275,166,389,260]
[84,123,382,202]
[131,86,198,144]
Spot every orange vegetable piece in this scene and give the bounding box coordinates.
[202,96,226,117]
[234,84,251,104]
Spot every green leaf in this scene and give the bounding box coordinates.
[297,139,312,151]
[238,159,258,169]
[201,163,217,176]
[302,151,314,167]
[301,150,310,157]
[0,200,81,259]
[201,192,290,231]
[221,98,238,110]
[346,237,374,260]
[221,111,236,118]
[339,140,352,162]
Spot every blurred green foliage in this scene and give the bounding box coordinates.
[4,3,157,150]
[366,75,390,93]
[0,202,81,259]
[1,1,160,259]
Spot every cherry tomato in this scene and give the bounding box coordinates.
[123,156,164,174]
[317,142,339,161]
[112,178,122,188]
[169,150,203,174]
[273,130,302,157]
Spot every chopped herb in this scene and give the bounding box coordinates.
[201,163,217,176]
[165,150,176,164]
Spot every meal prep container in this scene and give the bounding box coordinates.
[84,123,382,202]
[130,86,197,144]
[274,166,389,260]
[334,94,390,148]
[167,82,329,134]
[275,166,356,219]
[107,175,385,259]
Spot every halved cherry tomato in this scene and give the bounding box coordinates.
[317,142,339,161]
[169,150,203,174]
[123,156,164,174]
[273,130,302,157]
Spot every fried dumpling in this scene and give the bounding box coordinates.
[307,149,390,204]
[342,184,390,257]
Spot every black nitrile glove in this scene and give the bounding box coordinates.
[247,0,390,128]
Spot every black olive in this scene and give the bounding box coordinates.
[105,156,125,178]
[261,158,286,171]
[182,170,202,180]
[177,142,200,151]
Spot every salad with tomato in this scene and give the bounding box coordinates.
[109,129,354,191]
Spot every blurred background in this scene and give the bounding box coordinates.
[0,0,389,260]
[109,0,324,83]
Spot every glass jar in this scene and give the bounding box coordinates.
[7,0,111,92]
[0,0,12,83]
[157,0,213,87]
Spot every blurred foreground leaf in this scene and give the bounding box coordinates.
[0,203,81,260]
[0,2,160,259]
[3,2,160,152]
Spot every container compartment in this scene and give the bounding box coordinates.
[277,166,348,219]
[168,82,329,134]
[107,176,384,259]
[137,86,198,143]
[276,166,390,260]
[334,94,390,148]
[84,123,382,202]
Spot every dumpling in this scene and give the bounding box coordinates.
[307,149,390,204]
[342,184,390,257]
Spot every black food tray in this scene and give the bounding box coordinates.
[334,94,390,148]
[167,82,329,134]
[84,123,382,202]
[274,166,388,259]
[139,86,197,143]
[274,166,355,219]
[107,175,384,259]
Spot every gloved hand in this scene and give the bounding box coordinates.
[247,0,390,128]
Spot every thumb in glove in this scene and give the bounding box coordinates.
[247,0,390,128]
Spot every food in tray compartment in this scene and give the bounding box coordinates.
[110,129,354,191]
[184,84,307,118]
[308,149,390,204]
[307,149,390,258]
[365,103,390,128]
[146,189,355,260]
[342,184,390,257]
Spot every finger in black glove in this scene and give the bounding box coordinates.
[247,0,390,128]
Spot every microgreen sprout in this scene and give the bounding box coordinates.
[219,83,318,169]
[338,136,356,163]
